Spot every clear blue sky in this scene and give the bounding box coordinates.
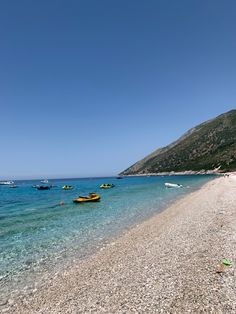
[1,0,236,179]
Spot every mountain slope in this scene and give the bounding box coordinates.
[121,110,236,175]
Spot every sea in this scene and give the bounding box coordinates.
[0,175,214,298]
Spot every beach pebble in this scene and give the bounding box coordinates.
[0,300,8,306]
[7,299,14,306]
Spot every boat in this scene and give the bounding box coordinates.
[41,179,49,184]
[0,181,14,185]
[32,185,40,188]
[62,185,73,190]
[165,182,183,188]
[9,185,18,188]
[116,176,123,179]
[37,186,51,190]
[73,193,101,203]
[100,183,115,189]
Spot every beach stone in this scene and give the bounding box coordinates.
[0,300,8,306]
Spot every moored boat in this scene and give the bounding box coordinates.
[37,186,51,190]
[100,183,115,189]
[165,182,183,188]
[0,181,15,185]
[41,179,49,184]
[62,185,73,190]
[73,193,100,203]
[9,185,18,188]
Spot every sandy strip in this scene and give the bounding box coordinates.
[3,176,236,313]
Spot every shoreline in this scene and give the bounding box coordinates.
[120,171,224,177]
[0,176,209,303]
[3,175,236,313]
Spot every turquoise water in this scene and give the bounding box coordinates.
[0,175,213,287]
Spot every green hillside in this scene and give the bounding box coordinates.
[121,110,236,175]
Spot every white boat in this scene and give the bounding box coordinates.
[40,179,49,184]
[0,181,15,185]
[165,182,183,188]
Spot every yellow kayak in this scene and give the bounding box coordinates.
[100,184,115,189]
[63,185,73,190]
[73,193,101,203]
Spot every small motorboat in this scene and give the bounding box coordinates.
[73,193,101,203]
[100,183,115,189]
[0,181,15,185]
[9,185,18,188]
[62,185,73,190]
[37,186,51,190]
[116,176,123,179]
[165,183,183,188]
[41,179,49,184]
[32,185,40,188]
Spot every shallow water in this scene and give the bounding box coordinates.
[0,175,214,289]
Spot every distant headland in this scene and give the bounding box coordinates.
[120,110,236,175]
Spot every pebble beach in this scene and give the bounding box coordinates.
[3,175,236,313]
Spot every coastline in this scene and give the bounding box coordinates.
[120,170,223,177]
[3,175,236,313]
